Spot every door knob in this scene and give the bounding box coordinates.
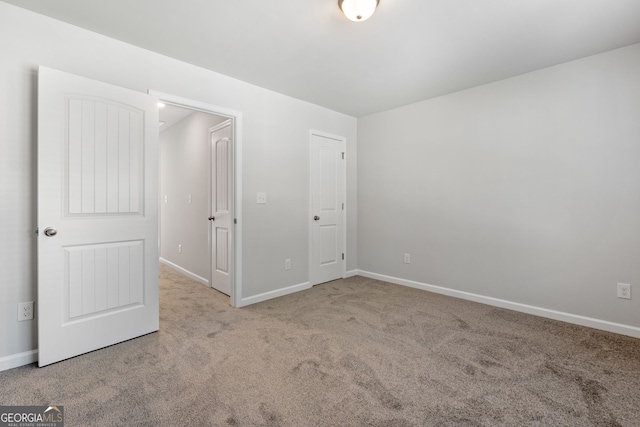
[44,227,58,237]
[313,216,320,221]
[208,216,215,221]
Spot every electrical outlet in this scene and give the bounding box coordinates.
[18,302,34,321]
[178,244,182,254]
[188,194,192,204]
[285,259,291,270]
[617,283,631,300]
[404,253,411,264]
[256,192,267,204]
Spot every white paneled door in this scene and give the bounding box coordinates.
[37,67,159,366]
[310,132,346,286]
[209,121,233,296]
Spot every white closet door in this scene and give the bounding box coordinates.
[310,132,345,285]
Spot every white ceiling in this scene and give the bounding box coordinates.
[4,0,640,117]
[158,104,197,132]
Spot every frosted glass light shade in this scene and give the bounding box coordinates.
[338,0,379,22]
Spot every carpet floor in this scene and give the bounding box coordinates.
[1,265,639,426]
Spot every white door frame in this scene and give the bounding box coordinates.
[149,90,242,308]
[308,129,347,286]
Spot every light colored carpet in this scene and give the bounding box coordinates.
[1,264,639,426]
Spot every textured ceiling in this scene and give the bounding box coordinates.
[3,0,640,116]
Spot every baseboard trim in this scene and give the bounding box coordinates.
[159,258,209,286]
[357,270,640,339]
[344,269,358,278]
[238,281,312,308]
[0,350,38,372]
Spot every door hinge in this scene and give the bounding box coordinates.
[35,227,39,236]
[234,218,237,224]
[342,152,345,160]
[342,253,345,260]
[342,203,344,210]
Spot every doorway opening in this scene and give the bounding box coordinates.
[154,92,242,307]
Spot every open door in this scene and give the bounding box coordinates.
[37,67,159,366]
[209,120,234,296]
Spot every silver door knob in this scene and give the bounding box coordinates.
[208,216,215,221]
[44,227,57,237]
[313,216,320,221]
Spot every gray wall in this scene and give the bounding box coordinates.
[159,112,227,283]
[358,43,640,330]
[0,2,357,367]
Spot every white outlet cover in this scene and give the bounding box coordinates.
[617,283,632,299]
[18,301,34,321]
[257,192,267,204]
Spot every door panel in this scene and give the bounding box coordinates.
[210,121,233,295]
[65,241,144,320]
[66,98,143,215]
[38,67,159,366]
[310,133,345,286]
[320,224,338,265]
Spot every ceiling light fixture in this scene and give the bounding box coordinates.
[338,0,379,22]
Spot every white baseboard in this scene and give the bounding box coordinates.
[238,281,312,308]
[0,350,38,372]
[159,258,209,286]
[357,270,640,339]
[344,269,358,278]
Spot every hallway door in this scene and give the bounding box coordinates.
[209,120,234,295]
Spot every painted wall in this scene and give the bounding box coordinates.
[0,2,357,368]
[358,43,640,332]
[159,112,227,284]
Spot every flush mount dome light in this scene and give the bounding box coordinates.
[338,0,379,22]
